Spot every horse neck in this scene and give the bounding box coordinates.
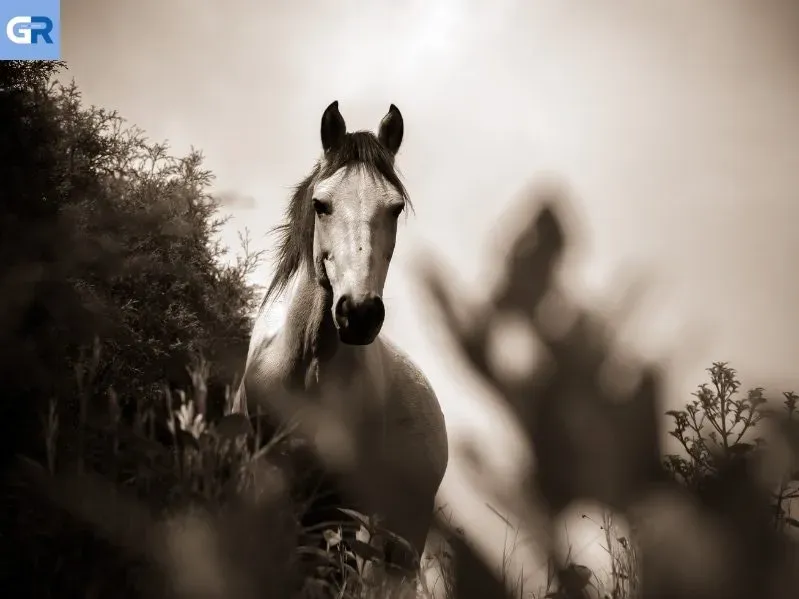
[280,267,340,389]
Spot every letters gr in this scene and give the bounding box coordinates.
[6,16,54,45]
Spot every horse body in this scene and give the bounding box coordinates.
[233,101,448,574]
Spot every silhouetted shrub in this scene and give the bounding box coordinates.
[0,61,260,469]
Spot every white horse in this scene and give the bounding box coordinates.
[233,101,448,576]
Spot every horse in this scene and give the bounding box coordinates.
[232,101,449,583]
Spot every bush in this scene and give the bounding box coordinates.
[3,61,798,599]
[0,61,260,468]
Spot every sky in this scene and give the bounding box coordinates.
[63,0,799,586]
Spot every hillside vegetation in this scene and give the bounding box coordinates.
[1,61,798,599]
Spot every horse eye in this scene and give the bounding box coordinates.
[313,199,331,216]
[389,203,405,218]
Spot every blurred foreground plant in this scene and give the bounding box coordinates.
[420,184,799,599]
[5,60,799,599]
[7,182,799,599]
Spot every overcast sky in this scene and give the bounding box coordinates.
[63,0,799,583]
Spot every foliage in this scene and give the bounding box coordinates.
[3,59,799,599]
[0,60,261,469]
[1,60,422,599]
[421,187,799,599]
[664,362,799,531]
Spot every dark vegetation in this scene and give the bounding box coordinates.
[1,61,798,598]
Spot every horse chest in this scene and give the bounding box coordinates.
[378,349,449,494]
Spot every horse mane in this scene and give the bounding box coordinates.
[259,131,411,312]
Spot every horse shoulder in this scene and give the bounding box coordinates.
[240,302,296,416]
[246,295,286,365]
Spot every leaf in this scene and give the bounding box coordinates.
[337,507,372,528]
[303,519,362,534]
[349,539,384,561]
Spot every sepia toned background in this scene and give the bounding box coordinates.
[61,0,799,582]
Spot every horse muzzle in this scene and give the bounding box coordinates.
[333,294,385,345]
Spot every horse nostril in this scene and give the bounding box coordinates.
[353,295,385,333]
[335,295,351,319]
[365,295,385,322]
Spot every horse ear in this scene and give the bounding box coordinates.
[378,104,403,155]
[321,100,346,153]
